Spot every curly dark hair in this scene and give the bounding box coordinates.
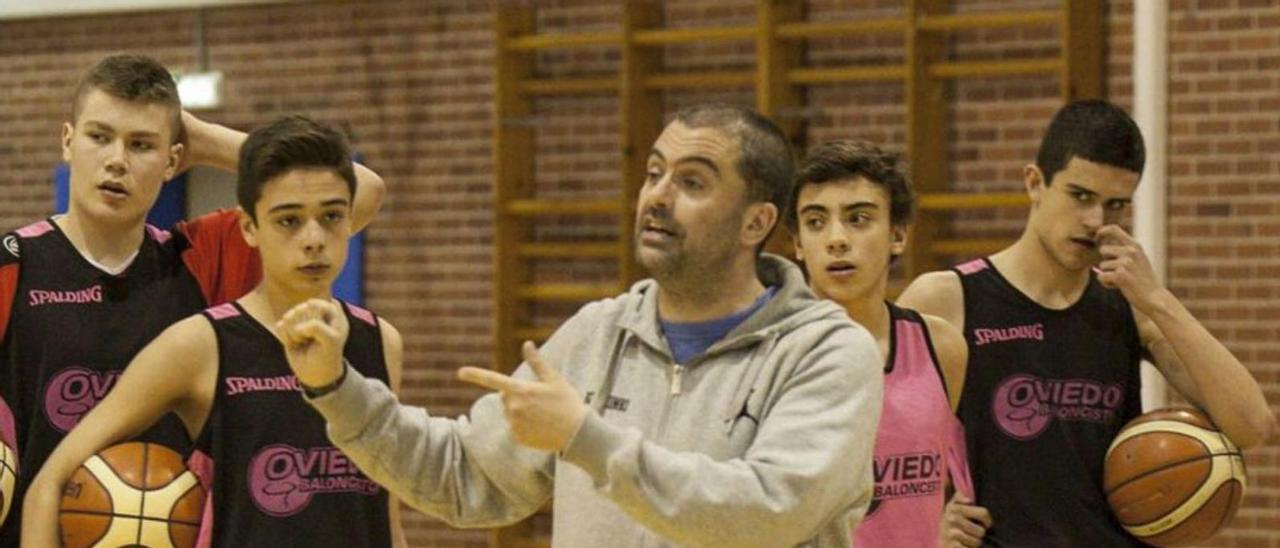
[787,140,914,233]
[238,115,356,220]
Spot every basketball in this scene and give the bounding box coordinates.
[1103,408,1247,546]
[0,439,15,527]
[59,442,205,548]
[1,394,17,528]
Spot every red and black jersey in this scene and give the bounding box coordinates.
[952,258,1143,547]
[0,211,259,545]
[188,300,390,548]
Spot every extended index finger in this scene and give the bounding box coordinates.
[458,366,522,393]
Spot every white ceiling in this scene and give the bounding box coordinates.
[0,0,293,20]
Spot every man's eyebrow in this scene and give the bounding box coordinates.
[798,204,829,216]
[1064,183,1097,196]
[267,203,303,214]
[676,156,721,177]
[842,201,880,211]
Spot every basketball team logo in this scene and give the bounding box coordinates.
[44,367,121,432]
[248,444,380,517]
[993,374,1124,440]
[865,450,943,519]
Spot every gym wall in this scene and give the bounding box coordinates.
[1,1,1275,545]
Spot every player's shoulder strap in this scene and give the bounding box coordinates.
[887,303,949,391]
[341,300,379,330]
[339,300,389,384]
[0,220,67,342]
[951,257,991,278]
[200,301,244,324]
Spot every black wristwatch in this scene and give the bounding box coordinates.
[302,359,350,398]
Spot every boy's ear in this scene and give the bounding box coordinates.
[1025,163,1047,206]
[61,122,75,163]
[890,224,908,257]
[163,142,184,181]
[237,207,259,248]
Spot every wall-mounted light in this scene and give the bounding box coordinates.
[175,70,222,110]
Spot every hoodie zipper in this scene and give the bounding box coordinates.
[653,360,681,441]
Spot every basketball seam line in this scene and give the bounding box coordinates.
[137,444,149,545]
[59,508,203,527]
[1105,453,1222,495]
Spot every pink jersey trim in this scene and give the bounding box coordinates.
[955,258,988,275]
[15,220,54,238]
[145,224,173,245]
[205,302,240,320]
[345,302,376,326]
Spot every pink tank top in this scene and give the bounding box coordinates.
[853,303,972,547]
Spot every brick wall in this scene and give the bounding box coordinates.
[0,1,1276,546]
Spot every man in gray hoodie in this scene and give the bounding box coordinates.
[276,104,884,547]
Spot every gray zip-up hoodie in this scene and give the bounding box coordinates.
[308,255,883,547]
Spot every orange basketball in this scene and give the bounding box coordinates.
[59,442,205,548]
[1104,408,1246,546]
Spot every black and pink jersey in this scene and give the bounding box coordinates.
[188,300,391,548]
[953,258,1143,547]
[0,211,259,545]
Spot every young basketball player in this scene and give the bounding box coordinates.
[899,99,1277,546]
[788,140,971,547]
[0,54,386,544]
[274,104,884,547]
[22,116,405,547]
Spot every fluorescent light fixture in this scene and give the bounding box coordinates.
[175,71,222,110]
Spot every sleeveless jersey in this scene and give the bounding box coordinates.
[189,300,391,548]
[953,258,1143,547]
[854,303,968,548]
[0,211,258,545]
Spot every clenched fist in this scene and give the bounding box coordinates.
[275,298,349,390]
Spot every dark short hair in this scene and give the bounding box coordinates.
[1036,99,1145,184]
[72,54,183,144]
[673,103,795,250]
[238,115,356,219]
[787,140,914,234]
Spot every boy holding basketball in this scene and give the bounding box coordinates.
[899,99,1276,546]
[23,116,406,547]
[788,140,971,547]
[0,54,386,544]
